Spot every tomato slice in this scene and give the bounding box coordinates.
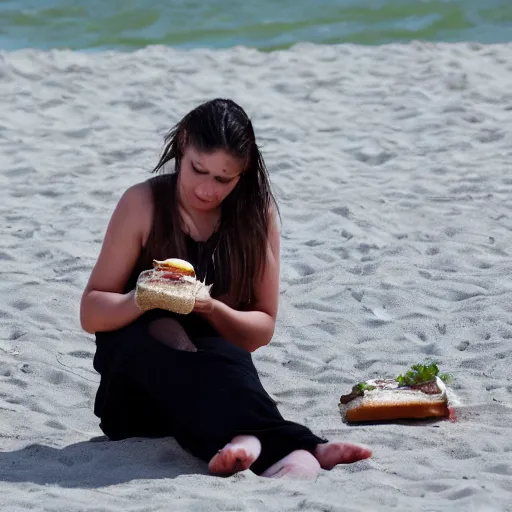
[157,271,183,281]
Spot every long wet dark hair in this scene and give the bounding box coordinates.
[150,98,279,309]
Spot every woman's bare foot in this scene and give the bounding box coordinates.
[260,450,321,479]
[208,435,261,476]
[313,441,372,470]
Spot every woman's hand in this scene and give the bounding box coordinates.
[193,298,275,352]
[193,295,215,315]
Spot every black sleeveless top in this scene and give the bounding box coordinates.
[122,173,226,339]
[124,174,224,292]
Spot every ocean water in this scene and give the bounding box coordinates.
[0,0,511,52]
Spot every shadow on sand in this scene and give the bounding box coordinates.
[0,436,208,488]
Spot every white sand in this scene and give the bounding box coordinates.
[1,42,512,511]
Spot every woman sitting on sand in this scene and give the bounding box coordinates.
[80,98,371,478]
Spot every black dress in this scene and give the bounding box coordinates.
[92,181,327,475]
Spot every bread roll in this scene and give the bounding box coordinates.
[135,259,210,315]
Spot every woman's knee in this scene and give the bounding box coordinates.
[148,318,197,352]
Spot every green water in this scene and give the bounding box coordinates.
[1,0,511,51]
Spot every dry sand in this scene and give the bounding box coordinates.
[1,42,512,511]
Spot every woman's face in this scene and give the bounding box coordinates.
[178,145,244,212]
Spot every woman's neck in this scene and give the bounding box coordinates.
[177,190,220,242]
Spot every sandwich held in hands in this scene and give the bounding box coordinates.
[339,363,457,423]
[135,258,211,315]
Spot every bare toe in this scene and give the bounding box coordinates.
[209,446,256,476]
[314,442,372,470]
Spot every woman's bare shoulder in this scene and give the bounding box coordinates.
[122,180,153,208]
[268,202,281,230]
[120,180,154,243]
[82,180,155,295]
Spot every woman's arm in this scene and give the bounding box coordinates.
[197,209,281,352]
[81,289,142,334]
[80,183,152,334]
[201,300,276,352]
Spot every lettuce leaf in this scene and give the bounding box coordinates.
[396,362,451,387]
